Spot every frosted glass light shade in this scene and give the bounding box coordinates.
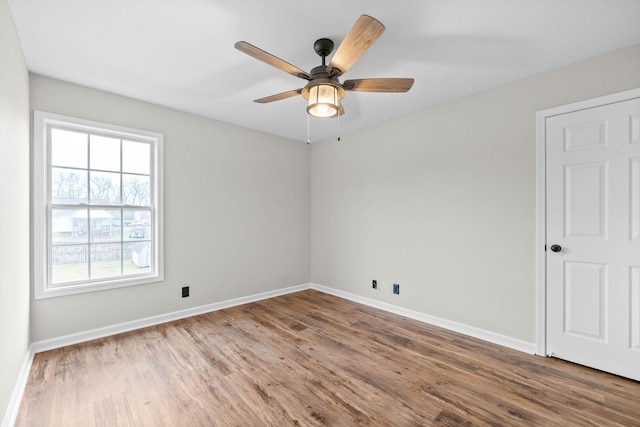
[307,84,341,118]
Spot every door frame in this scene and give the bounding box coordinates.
[535,87,640,356]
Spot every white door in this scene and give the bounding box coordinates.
[546,96,640,380]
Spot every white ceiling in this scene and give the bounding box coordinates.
[8,0,640,143]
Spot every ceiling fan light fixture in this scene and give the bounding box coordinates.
[306,83,344,118]
[236,15,413,121]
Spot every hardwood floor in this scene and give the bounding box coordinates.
[16,290,640,426]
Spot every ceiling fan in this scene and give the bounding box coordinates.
[235,14,414,119]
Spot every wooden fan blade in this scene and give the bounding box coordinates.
[235,41,311,80]
[254,89,302,104]
[328,15,385,77]
[343,78,414,92]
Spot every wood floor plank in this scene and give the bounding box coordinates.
[16,290,640,426]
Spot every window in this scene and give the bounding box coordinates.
[34,111,163,299]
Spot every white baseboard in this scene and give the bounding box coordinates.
[30,280,535,356]
[2,346,34,427]
[310,283,536,354]
[31,283,311,353]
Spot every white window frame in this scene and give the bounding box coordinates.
[33,110,164,299]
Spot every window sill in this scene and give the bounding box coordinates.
[35,273,164,299]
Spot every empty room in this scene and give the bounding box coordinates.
[2,0,640,425]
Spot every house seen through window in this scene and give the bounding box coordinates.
[34,111,164,298]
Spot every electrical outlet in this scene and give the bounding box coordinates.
[182,286,189,298]
[372,279,377,289]
[393,283,400,295]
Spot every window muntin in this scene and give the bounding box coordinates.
[34,111,163,298]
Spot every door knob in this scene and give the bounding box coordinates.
[550,244,562,253]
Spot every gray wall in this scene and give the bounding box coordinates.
[0,0,30,423]
[29,75,311,342]
[311,44,640,344]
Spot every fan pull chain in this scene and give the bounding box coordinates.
[337,113,341,142]
[307,115,310,144]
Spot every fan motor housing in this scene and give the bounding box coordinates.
[300,66,345,100]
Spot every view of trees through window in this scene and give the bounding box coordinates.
[49,127,154,285]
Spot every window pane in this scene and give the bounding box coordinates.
[51,128,87,169]
[51,245,89,284]
[122,209,149,240]
[51,168,88,204]
[89,209,121,242]
[124,242,151,274]
[122,174,150,206]
[52,208,88,244]
[90,171,121,204]
[90,243,122,279]
[90,135,121,172]
[122,140,150,174]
